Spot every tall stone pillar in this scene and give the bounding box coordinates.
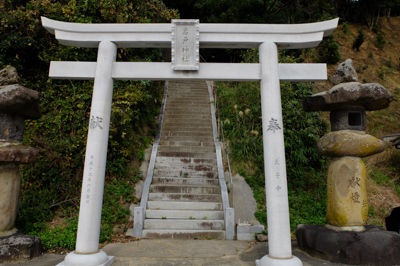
[59,40,116,266]
[257,42,302,266]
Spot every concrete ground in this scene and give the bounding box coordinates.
[3,240,352,266]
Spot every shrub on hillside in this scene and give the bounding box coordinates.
[317,35,341,65]
[353,29,365,51]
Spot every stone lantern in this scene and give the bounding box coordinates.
[302,59,393,231]
[0,65,42,263]
[296,60,400,265]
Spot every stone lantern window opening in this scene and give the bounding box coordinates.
[348,111,362,126]
[330,108,366,132]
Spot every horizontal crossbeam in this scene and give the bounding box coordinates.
[42,17,338,49]
[49,62,327,82]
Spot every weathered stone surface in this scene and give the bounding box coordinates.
[0,145,39,164]
[256,234,268,242]
[330,108,366,132]
[332,59,358,85]
[112,224,124,234]
[296,224,400,265]
[326,157,367,227]
[237,224,264,240]
[0,114,25,141]
[0,164,20,234]
[0,84,41,119]
[303,82,394,112]
[318,130,385,157]
[0,233,42,263]
[226,173,260,226]
[0,66,21,86]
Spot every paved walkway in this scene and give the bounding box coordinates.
[4,240,351,266]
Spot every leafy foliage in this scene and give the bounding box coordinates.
[375,30,387,50]
[316,35,341,65]
[353,29,365,51]
[1,0,178,249]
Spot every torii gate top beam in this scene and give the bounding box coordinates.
[41,17,338,49]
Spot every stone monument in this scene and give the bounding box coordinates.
[0,65,42,263]
[297,59,400,265]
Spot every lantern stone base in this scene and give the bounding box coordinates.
[296,224,400,265]
[326,157,368,227]
[0,232,42,264]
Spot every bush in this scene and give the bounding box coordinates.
[376,30,387,50]
[342,21,350,35]
[317,35,341,65]
[353,29,365,51]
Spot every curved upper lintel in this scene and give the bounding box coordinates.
[42,17,338,49]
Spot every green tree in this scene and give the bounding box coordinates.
[0,0,179,246]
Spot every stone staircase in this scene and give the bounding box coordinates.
[141,81,226,239]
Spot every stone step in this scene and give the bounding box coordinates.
[168,86,207,90]
[161,126,213,132]
[163,110,211,116]
[171,83,207,86]
[144,219,225,230]
[166,103,211,108]
[162,122,212,128]
[156,156,217,165]
[147,201,222,210]
[168,99,210,104]
[155,163,217,172]
[160,131,213,137]
[145,210,224,220]
[169,82,207,86]
[157,145,214,153]
[160,135,214,142]
[165,107,211,114]
[160,140,214,147]
[163,118,212,124]
[148,193,222,202]
[152,177,220,186]
[163,114,211,120]
[167,96,209,101]
[142,229,225,239]
[167,93,208,98]
[150,184,220,194]
[157,151,217,159]
[168,90,207,93]
[153,169,217,179]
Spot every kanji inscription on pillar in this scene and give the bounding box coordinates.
[171,19,199,70]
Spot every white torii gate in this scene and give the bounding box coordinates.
[41,17,338,266]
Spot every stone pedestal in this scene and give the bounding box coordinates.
[0,164,21,236]
[326,157,367,227]
[0,233,42,263]
[296,224,400,265]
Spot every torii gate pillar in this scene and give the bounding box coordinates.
[257,42,302,265]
